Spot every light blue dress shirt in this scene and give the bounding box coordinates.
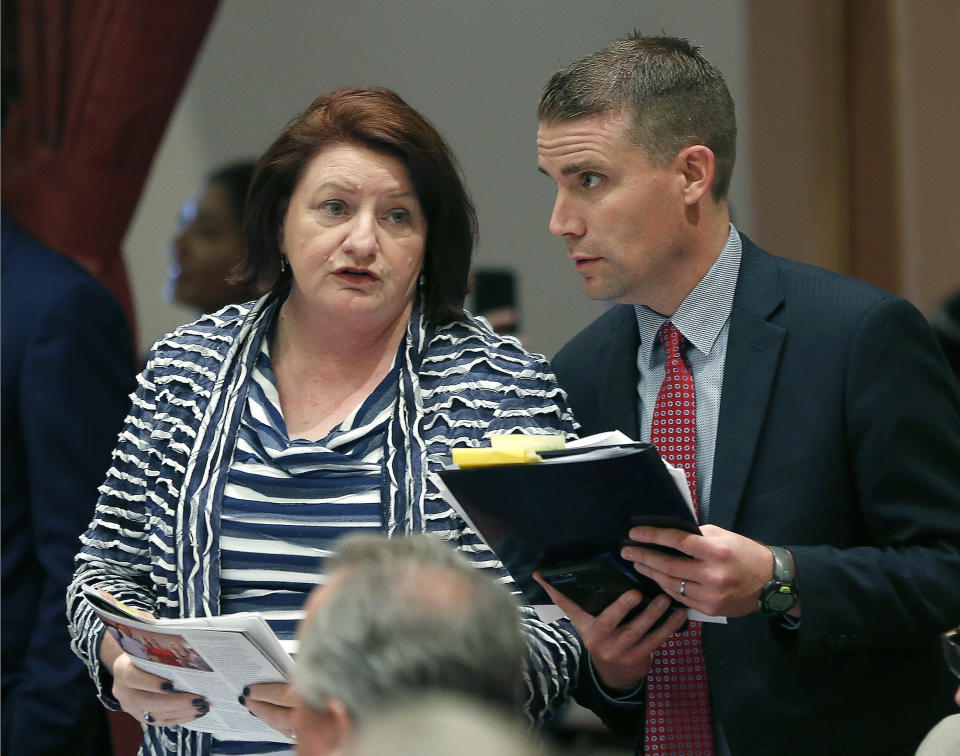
[633,224,741,522]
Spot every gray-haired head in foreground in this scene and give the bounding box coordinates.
[347,693,542,756]
[294,533,525,721]
[537,32,737,201]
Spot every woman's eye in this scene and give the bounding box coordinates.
[321,200,347,217]
[580,172,602,189]
[385,209,411,225]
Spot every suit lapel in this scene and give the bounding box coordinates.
[709,239,785,530]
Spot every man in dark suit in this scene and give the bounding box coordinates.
[2,213,135,755]
[535,34,960,755]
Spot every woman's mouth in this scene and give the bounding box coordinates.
[334,267,379,283]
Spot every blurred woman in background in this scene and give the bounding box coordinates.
[165,161,262,314]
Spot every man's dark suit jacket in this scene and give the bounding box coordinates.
[1,215,135,755]
[553,235,960,755]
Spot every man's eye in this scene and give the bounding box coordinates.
[321,200,347,216]
[580,173,602,188]
[385,209,411,224]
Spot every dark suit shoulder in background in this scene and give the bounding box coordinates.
[2,213,135,756]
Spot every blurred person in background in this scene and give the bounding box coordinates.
[2,213,135,756]
[165,160,262,315]
[470,267,520,336]
[931,290,960,381]
[915,625,960,755]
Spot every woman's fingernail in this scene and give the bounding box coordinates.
[242,686,250,697]
[160,682,175,693]
[238,695,246,706]
[192,698,207,711]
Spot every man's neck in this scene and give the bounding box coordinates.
[647,207,731,316]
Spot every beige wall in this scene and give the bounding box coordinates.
[747,0,960,317]
[746,1,848,272]
[893,0,960,316]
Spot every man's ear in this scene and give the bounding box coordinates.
[297,583,328,641]
[676,145,716,205]
[323,698,353,754]
[294,697,353,755]
[327,699,352,737]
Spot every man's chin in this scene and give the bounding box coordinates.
[581,278,614,302]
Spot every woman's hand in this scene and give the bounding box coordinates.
[110,654,210,727]
[241,682,298,740]
[96,591,209,726]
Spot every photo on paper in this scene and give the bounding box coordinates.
[103,617,213,672]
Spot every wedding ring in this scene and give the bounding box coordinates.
[679,579,687,596]
[144,711,155,724]
[288,729,298,741]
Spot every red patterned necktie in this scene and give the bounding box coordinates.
[644,321,714,755]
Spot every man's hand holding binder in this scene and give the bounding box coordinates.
[533,569,689,692]
[431,432,727,621]
[432,430,731,694]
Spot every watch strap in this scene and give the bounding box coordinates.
[769,545,794,583]
[758,545,798,616]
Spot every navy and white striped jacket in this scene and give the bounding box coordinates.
[68,296,582,756]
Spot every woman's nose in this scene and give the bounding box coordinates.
[342,211,379,258]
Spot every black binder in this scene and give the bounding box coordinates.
[435,442,699,609]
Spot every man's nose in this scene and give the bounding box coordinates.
[548,193,584,238]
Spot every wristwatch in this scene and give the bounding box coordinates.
[757,545,799,616]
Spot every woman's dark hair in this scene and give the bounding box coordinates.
[208,160,257,227]
[240,88,477,324]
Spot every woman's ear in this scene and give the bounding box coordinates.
[276,198,290,253]
[676,144,716,205]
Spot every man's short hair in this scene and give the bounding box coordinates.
[537,32,737,200]
[294,534,524,721]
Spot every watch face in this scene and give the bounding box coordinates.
[766,587,796,612]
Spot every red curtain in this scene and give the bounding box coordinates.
[1,0,220,333]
